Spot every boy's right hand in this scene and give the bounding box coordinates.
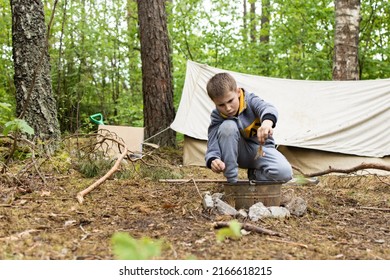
[211,159,225,173]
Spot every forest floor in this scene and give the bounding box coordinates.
[0,140,389,260]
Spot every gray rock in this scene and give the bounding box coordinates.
[280,189,295,206]
[269,206,290,218]
[211,192,224,201]
[237,209,248,218]
[214,198,238,216]
[248,202,271,221]
[202,192,214,210]
[285,197,307,217]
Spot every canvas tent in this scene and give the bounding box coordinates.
[171,60,390,175]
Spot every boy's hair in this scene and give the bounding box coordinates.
[206,73,237,100]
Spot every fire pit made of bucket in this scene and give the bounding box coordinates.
[224,180,283,209]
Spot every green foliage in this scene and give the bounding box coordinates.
[0,102,12,127]
[47,151,73,174]
[111,232,163,260]
[139,165,184,181]
[216,220,242,242]
[76,157,114,178]
[1,0,389,136]
[3,119,34,136]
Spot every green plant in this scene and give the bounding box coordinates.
[77,157,114,178]
[139,165,183,181]
[111,232,163,260]
[0,102,12,127]
[2,119,34,136]
[1,118,35,172]
[216,220,242,242]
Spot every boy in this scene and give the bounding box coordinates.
[205,73,293,183]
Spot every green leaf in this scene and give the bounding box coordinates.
[216,220,242,242]
[3,119,34,136]
[0,102,11,111]
[111,232,162,260]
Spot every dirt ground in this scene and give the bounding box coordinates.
[0,145,389,260]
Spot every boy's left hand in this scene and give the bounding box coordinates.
[257,120,273,145]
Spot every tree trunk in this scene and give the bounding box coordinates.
[249,2,256,43]
[260,0,270,43]
[333,0,361,80]
[11,0,60,154]
[137,0,176,147]
[243,0,247,32]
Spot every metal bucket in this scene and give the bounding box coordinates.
[223,180,282,209]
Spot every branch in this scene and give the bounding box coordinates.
[292,162,390,177]
[214,222,283,237]
[76,142,128,204]
[360,206,390,212]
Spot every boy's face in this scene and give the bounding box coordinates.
[212,88,241,117]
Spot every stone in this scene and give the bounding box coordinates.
[202,192,214,210]
[280,189,295,206]
[248,202,271,221]
[268,206,290,218]
[214,198,238,216]
[211,192,224,200]
[237,209,248,219]
[285,197,307,217]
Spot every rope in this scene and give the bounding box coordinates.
[142,126,171,143]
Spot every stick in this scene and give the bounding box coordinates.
[360,206,390,212]
[292,163,390,177]
[160,178,228,183]
[265,237,308,249]
[189,178,203,199]
[214,222,283,237]
[0,229,41,241]
[76,143,128,204]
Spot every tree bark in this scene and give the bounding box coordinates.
[11,0,60,154]
[333,0,361,80]
[260,0,270,43]
[137,0,176,147]
[249,2,256,43]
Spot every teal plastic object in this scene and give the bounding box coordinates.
[89,113,104,125]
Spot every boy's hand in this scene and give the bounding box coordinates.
[211,158,225,173]
[257,120,274,145]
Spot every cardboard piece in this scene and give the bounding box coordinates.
[98,125,144,156]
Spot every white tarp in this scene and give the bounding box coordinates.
[171,60,390,158]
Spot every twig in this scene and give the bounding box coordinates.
[0,204,13,208]
[76,142,128,204]
[214,222,283,237]
[190,178,203,199]
[160,179,232,183]
[0,229,41,241]
[265,237,308,248]
[292,163,390,177]
[31,150,47,186]
[360,206,390,212]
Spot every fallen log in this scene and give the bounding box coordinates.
[214,221,283,237]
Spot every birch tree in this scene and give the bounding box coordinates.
[333,0,361,80]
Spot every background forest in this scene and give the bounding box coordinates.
[1,0,389,134]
